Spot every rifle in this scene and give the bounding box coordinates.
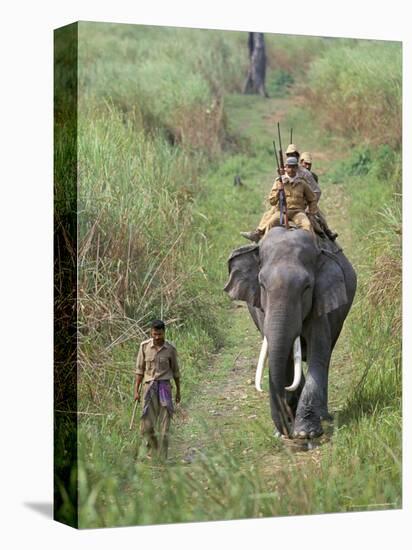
[273,137,289,229]
[277,122,285,174]
[290,127,293,145]
[277,122,289,227]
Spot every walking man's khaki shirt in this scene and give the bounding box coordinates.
[136,338,180,383]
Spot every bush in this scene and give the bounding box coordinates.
[304,41,402,148]
[266,69,294,97]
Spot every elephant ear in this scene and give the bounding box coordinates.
[224,244,261,308]
[314,250,348,317]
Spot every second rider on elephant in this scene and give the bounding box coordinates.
[241,156,318,242]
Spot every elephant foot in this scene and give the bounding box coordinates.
[294,428,323,440]
[294,414,323,439]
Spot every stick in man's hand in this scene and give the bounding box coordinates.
[129,400,139,430]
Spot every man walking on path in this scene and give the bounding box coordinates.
[134,319,181,461]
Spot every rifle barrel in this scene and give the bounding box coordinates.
[273,140,280,172]
[277,122,283,152]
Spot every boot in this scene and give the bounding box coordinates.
[240,229,263,243]
[325,228,338,241]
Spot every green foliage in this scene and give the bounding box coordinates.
[78,23,247,153]
[328,144,402,187]
[265,34,331,77]
[304,41,402,148]
[347,146,373,176]
[328,147,402,510]
[266,69,294,97]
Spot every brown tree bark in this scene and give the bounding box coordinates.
[243,32,268,97]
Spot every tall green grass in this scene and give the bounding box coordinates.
[76,23,253,416]
[304,41,402,148]
[290,49,402,515]
[337,148,401,416]
[78,22,247,154]
[77,108,226,411]
[265,34,332,74]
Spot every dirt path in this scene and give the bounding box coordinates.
[171,303,265,464]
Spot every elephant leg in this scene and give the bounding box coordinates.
[318,361,332,422]
[318,304,354,423]
[294,317,331,438]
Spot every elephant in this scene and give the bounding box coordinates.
[224,227,357,439]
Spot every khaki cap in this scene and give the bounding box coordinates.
[286,143,298,154]
[301,151,313,163]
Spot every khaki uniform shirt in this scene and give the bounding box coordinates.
[135,338,180,383]
[269,175,318,214]
[297,166,321,202]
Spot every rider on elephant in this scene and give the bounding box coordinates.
[299,150,338,241]
[241,157,318,242]
[286,144,320,197]
[241,145,337,242]
[300,151,319,183]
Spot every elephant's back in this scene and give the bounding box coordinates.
[261,227,316,258]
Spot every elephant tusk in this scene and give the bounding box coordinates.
[285,337,302,392]
[255,337,268,392]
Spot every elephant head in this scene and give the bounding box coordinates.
[224,227,356,438]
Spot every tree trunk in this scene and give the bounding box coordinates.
[243,32,268,97]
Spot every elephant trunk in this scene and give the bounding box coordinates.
[267,336,294,436]
[265,307,303,436]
